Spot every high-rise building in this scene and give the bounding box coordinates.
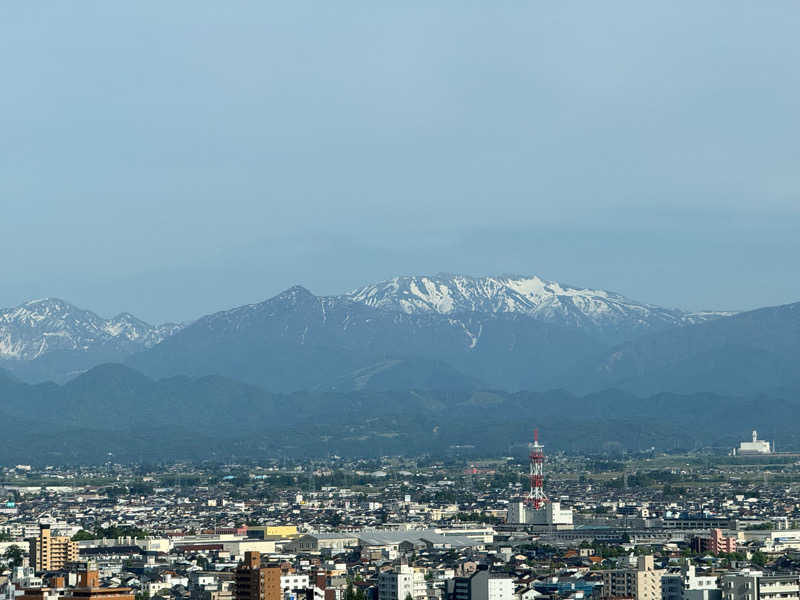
[447,566,514,600]
[234,552,281,600]
[29,525,78,572]
[601,556,665,600]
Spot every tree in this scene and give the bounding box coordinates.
[4,545,25,568]
[72,530,96,541]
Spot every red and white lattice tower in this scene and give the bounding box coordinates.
[525,428,549,509]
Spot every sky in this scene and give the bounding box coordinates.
[1,2,799,324]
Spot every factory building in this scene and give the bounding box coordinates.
[732,431,773,456]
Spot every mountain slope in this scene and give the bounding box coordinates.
[347,274,732,344]
[1,273,742,389]
[0,298,181,382]
[558,301,800,395]
[327,358,487,392]
[126,286,604,392]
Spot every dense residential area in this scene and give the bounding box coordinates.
[3,447,800,600]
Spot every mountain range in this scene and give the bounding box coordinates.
[1,362,798,463]
[0,298,180,382]
[1,273,797,398]
[347,274,731,342]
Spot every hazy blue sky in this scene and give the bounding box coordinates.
[2,2,799,323]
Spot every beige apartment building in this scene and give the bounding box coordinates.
[29,525,79,572]
[602,556,665,600]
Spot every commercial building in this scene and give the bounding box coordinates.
[507,501,574,528]
[662,518,734,531]
[721,572,800,600]
[29,525,79,572]
[247,526,299,540]
[291,533,359,553]
[234,552,281,600]
[290,530,483,554]
[601,556,664,600]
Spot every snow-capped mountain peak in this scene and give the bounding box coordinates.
[0,298,181,361]
[347,273,728,340]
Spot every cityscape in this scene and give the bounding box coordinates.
[3,429,800,600]
[2,7,799,600]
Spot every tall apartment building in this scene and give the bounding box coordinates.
[379,565,427,600]
[721,572,800,600]
[29,525,78,572]
[662,564,720,600]
[234,552,281,600]
[601,556,665,600]
[446,566,514,600]
[691,530,737,555]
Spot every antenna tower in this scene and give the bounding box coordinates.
[525,428,549,509]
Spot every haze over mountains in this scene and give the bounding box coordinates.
[2,272,798,462]
[2,273,796,395]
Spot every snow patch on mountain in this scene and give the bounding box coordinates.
[348,274,733,340]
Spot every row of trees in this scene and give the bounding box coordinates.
[72,525,149,541]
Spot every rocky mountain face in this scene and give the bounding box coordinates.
[0,298,181,382]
